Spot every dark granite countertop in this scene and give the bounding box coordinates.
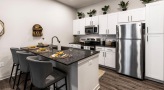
[21,46,99,66]
[69,42,116,48]
[95,45,116,48]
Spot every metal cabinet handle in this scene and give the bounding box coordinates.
[131,16,132,21]
[147,36,148,42]
[108,29,109,34]
[105,52,106,57]
[103,52,104,57]
[147,27,148,34]
[128,16,129,21]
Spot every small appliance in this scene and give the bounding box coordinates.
[85,25,99,34]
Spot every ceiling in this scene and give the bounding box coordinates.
[56,0,106,9]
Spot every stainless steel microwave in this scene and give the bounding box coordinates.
[85,25,99,34]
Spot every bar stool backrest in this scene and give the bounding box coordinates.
[17,51,34,73]
[27,56,53,88]
[10,48,20,64]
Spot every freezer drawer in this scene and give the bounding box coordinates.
[116,39,144,79]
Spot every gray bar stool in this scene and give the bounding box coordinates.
[27,56,67,90]
[16,51,34,90]
[9,48,22,89]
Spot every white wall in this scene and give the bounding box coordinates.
[78,0,146,17]
[0,0,76,80]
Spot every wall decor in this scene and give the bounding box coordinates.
[102,5,110,15]
[32,24,43,37]
[77,12,85,19]
[87,9,97,17]
[118,1,129,11]
[0,20,5,37]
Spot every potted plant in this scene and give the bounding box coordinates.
[87,9,97,17]
[77,12,84,19]
[102,5,110,15]
[118,1,129,11]
[140,0,153,4]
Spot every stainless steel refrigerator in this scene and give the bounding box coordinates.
[116,23,145,80]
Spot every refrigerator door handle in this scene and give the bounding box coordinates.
[116,25,119,38]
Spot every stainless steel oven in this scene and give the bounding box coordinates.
[85,25,99,34]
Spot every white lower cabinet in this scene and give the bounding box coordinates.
[146,34,164,81]
[99,51,105,65]
[96,46,116,68]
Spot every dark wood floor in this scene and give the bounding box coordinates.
[0,67,164,90]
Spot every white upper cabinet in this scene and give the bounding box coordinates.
[146,1,164,34]
[85,16,99,26]
[146,34,164,81]
[108,13,118,34]
[118,8,145,23]
[92,16,99,25]
[118,11,130,23]
[73,20,79,35]
[99,15,108,34]
[131,8,145,22]
[79,18,85,35]
[85,17,92,26]
[99,13,118,34]
[73,19,85,35]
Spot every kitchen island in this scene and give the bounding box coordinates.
[22,46,100,90]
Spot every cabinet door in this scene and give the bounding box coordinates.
[99,15,108,34]
[92,16,99,25]
[108,13,118,34]
[73,20,79,35]
[131,8,145,22]
[146,34,164,81]
[118,11,130,23]
[99,51,105,65]
[79,19,85,35]
[146,2,164,34]
[85,17,92,26]
[104,48,116,68]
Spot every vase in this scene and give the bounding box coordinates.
[122,8,127,11]
[79,17,82,19]
[103,12,107,15]
[89,15,92,17]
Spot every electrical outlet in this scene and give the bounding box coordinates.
[0,62,4,68]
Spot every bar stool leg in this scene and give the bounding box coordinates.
[12,64,19,89]
[30,83,33,90]
[65,77,67,90]
[9,63,15,83]
[24,73,29,90]
[17,71,22,88]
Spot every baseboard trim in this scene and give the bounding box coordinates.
[93,84,100,90]
[0,75,10,81]
[145,76,164,84]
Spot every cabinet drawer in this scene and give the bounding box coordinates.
[105,48,115,52]
[96,47,105,51]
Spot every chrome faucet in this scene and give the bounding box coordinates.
[51,36,60,46]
